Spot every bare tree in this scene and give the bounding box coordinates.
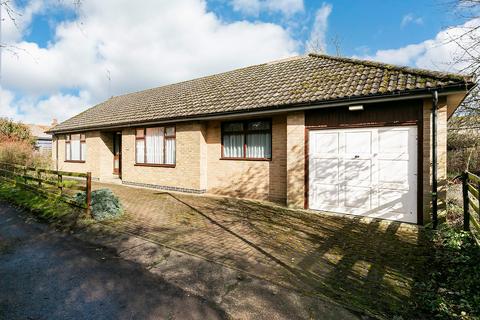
[306,33,342,56]
[447,0,480,116]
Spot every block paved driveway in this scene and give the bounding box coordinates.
[94,182,431,318]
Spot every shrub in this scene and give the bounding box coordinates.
[75,188,123,221]
[0,138,52,168]
[0,117,35,145]
[413,210,480,319]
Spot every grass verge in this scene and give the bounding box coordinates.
[0,179,87,231]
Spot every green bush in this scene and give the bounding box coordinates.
[75,189,123,221]
[413,220,480,319]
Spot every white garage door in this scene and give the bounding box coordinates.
[308,126,417,223]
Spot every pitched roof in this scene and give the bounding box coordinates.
[50,53,474,133]
[27,124,52,139]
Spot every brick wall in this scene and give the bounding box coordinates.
[422,97,448,223]
[52,130,112,179]
[205,115,287,204]
[120,122,206,192]
[286,111,305,208]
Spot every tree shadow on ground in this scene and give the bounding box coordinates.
[0,204,228,320]
[90,181,434,318]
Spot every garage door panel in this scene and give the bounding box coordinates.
[378,129,409,155]
[344,159,372,186]
[310,183,339,208]
[311,132,339,154]
[311,158,339,182]
[345,131,372,154]
[378,160,409,186]
[377,189,409,212]
[344,186,372,210]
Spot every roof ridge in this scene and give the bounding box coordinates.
[308,53,474,82]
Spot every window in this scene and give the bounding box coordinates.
[65,133,86,162]
[136,126,176,165]
[222,120,271,160]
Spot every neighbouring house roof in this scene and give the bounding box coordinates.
[27,124,52,139]
[49,53,475,133]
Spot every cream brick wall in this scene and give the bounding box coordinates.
[52,131,113,179]
[120,122,206,191]
[205,115,287,203]
[422,97,448,223]
[286,111,305,208]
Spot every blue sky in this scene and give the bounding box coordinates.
[207,0,463,56]
[0,0,476,124]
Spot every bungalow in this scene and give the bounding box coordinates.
[47,54,475,225]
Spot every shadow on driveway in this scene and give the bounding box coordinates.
[0,203,227,320]
[94,182,433,318]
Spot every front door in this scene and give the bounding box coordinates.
[113,132,122,177]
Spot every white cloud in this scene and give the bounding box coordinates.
[306,2,332,53]
[355,18,480,74]
[1,0,44,44]
[401,13,423,28]
[0,87,91,125]
[231,0,304,16]
[1,0,299,123]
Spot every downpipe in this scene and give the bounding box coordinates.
[432,90,438,229]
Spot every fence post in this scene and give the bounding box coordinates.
[478,181,480,218]
[86,172,92,217]
[37,169,42,187]
[58,174,63,195]
[463,171,470,231]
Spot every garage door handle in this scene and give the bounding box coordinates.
[354,155,360,159]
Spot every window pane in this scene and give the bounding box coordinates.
[223,122,243,132]
[146,127,164,164]
[246,132,271,158]
[136,139,145,163]
[136,129,144,138]
[66,134,70,141]
[71,137,81,160]
[247,120,270,131]
[223,134,244,157]
[165,127,175,137]
[81,142,86,161]
[65,143,71,160]
[165,138,175,164]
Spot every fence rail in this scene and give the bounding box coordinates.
[0,162,91,216]
[462,171,480,245]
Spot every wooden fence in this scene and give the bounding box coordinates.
[0,162,91,216]
[462,171,480,245]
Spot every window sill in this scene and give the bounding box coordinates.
[220,157,272,161]
[135,163,176,168]
[65,160,86,163]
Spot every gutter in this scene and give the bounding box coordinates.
[47,84,472,134]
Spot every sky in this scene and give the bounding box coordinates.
[0,0,478,125]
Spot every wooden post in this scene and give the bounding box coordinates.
[58,174,63,195]
[37,169,42,187]
[86,172,92,217]
[463,172,470,231]
[478,181,480,217]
